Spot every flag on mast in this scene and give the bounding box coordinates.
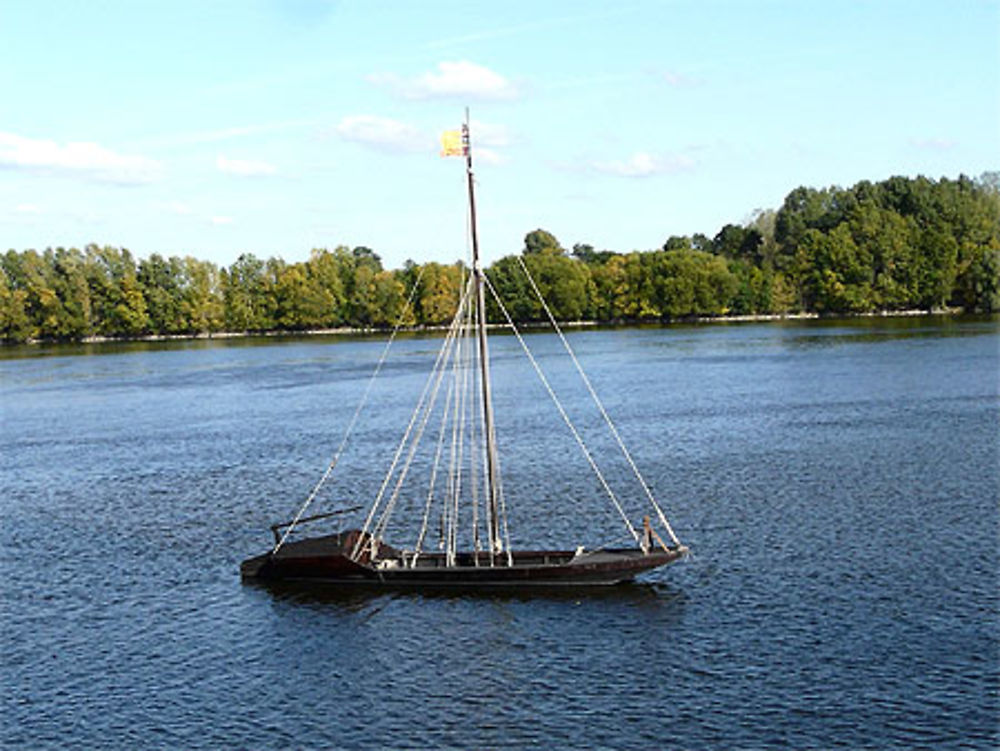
[440,129,465,157]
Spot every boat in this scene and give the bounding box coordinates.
[241,114,688,588]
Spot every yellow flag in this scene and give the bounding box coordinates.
[440,129,465,157]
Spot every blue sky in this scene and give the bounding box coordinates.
[1,0,997,270]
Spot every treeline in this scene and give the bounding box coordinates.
[2,173,998,343]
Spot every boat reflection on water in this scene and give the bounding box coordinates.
[244,576,688,612]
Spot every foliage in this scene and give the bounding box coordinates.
[2,174,997,343]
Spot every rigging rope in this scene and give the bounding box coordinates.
[468,325,483,557]
[374,278,481,545]
[515,256,682,546]
[445,302,470,565]
[272,266,425,554]
[482,273,640,544]
[372,337,455,546]
[413,337,459,561]
[353,291,468,559]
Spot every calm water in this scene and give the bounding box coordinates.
[2,317,998,749]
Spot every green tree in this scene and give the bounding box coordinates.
[951,175,1000,310]
[587,253,625,319]
[416,262,463,325]
[714,224,764,266]
[728,260,771,315]
[805,224,874,312]
[272,262,309,329]
[83,245,149,336]
[348,263,378,326]
[3,249,64,338]
[330,245,385,326]
[916,225,959,310]
[960,246,1000,312]
[775,186,832,256]
[654,249,738,317]
[372,270,412,326]
[181,257,224,333]
[614,252,661,319]
[485,255,535,322]
[49,247,93,338]
[769,272,798,314]
[523,229,563,256]
[138,254,186,334]
[520,252,592,321]
[662,235,691,252]
[848,205,916,309]
[306,248,347,327]
[0,260,31,342]
[223,253,273,331]
[351,246,382,270]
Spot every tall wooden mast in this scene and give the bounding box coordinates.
[462,111,503,557]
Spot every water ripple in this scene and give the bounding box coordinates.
[2,319,998,749]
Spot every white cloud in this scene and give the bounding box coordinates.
[0,202,43,225]
[211,215,234,225]
[369,61,518,101]
[69,209,106,226]
[216,154,278,177]
[0,131,161,184]
[335,115,430,153]
[910,137,957,151]
[423,8,636,50]
[134,119,317,149]
[163,201,193,215]
[474,148,506,166]
[464,119,514,165]
[592,151,695,178]
[470,119,513,148]
[182,120,314,145]
[657,69,702,87]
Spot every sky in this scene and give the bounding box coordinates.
[1,0,997,270]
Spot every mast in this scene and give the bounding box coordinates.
[463,111,503,557]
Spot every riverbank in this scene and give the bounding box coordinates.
[5,306,970,347]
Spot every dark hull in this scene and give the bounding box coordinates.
[241,530,687,588]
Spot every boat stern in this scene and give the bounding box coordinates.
[240,552,275,580]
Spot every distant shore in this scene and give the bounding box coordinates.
[10,307,969,347]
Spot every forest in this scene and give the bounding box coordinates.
[2,173,998,343]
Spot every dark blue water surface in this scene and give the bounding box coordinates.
[2,317,998,749]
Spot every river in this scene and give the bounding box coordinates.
[2,316,997,749]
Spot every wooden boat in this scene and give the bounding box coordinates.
[241,528,685,587]
[241,114,688,588]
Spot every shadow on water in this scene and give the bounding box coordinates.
[244,578,688,611]
[0,330,419,361]
[769,313,1000,347]
[5,314,994,362]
